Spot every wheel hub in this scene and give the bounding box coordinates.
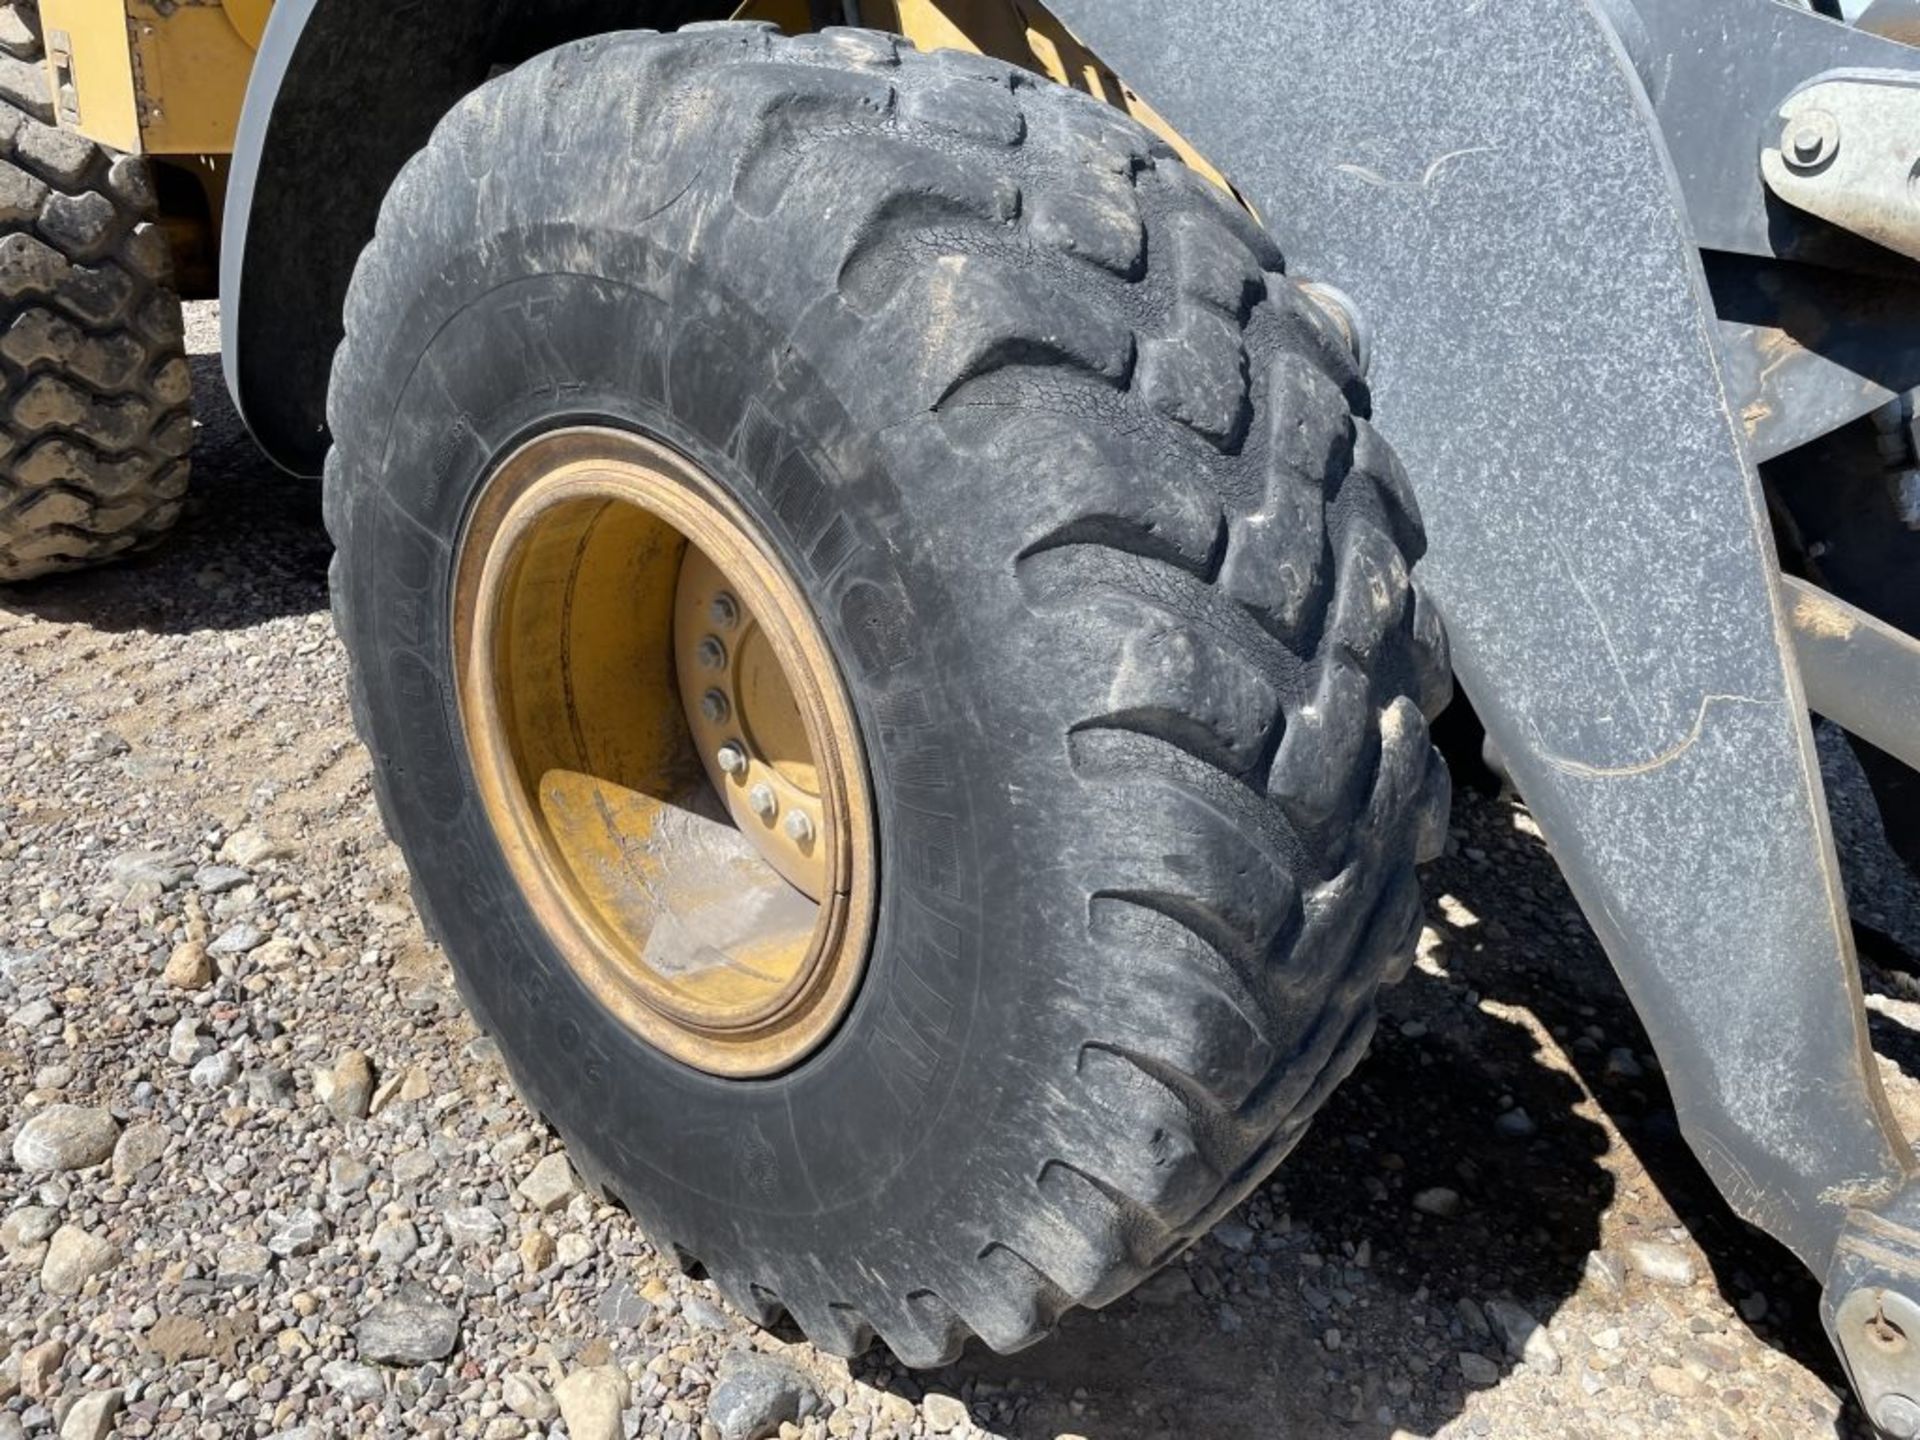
[453,427,875,1078]
[674,549,831,901]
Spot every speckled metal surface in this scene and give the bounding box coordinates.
[1625,0,1919,260]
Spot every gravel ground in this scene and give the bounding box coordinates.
[4,301,1920,1440]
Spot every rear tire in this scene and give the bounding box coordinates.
[0,0,191,583]
[327,23,1451,1365]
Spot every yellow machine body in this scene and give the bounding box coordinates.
[39,0,263,156]
[38,0,1229,307]
[42,0,1220,187]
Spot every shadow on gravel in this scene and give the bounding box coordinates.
[845,940,1612,1438]
[1413,788,1853,1427]
[0,350,332,634]
[851,782,1861,1439]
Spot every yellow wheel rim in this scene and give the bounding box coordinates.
[453,427,876,1078]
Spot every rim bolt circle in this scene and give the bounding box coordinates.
[710,592,739,629]
[748,783,778,821]
[696,635,728,670]
[700,689,731,725]
[784,810,815,845]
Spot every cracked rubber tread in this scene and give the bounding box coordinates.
[0,0,189,582]
[326,24,1451,1368]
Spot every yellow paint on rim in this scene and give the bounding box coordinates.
[453,428,875,1078]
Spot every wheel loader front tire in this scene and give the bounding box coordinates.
[0,0,191,583]
[327,24,1451,1365]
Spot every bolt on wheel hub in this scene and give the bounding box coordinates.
[674,549,832,901]
[453,428,875,1077]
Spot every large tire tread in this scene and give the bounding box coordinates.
[329,21,1451,1366]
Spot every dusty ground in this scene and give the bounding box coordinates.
[4,301,1920,1439]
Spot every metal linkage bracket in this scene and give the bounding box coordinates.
[1827,1192,1920,1438]
[1785,575,1920,774]
[1764,70,1920,264]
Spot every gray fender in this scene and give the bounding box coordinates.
[218,0,724,476]
[1042,0,1908,1272]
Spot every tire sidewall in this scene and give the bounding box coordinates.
[332,222,1051,1268]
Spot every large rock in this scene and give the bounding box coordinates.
[190,1051,238,1089]
[19,1339,64,1398]
[1458,1350,1502,1386]
[443,1206,502,1249]
[320,1359,386,1404]
[12,1105,119,1172]
[1482,1297,1560,1375]
[167,1016,209,1066]
[708,1353,817,1440]
[554,1366,627,1440]
[595,1278,652,1331]
[315,1050,374,1122]
[517,1228,555,1276]
[518,1152,577,1212]
[219,827,286,866]
[504,1372,559,1424]
[217,1239,273,1287]
[105,848,192,891]
[111,1121,170,1182]
[162,940,213,989]
[207,923,264,958]
[368,1218,419,1268]
[353,1283,460,1364]
[58,1389,122,1440]
[1625,1238,1697,1287]
[923,1394,971,1433]
[0,1205,57,1257]
[41,1225,118,1295]
[267,1208,329,1258]
[193,865,250,894]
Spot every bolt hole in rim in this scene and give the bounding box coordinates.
[452,427,876,1078]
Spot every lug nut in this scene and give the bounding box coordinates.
[783,810,815,846]
[710,591,739,629]
[748,783,778,820]
[700,689,731,725]
[696,635,728,670]
[716,742,748,776]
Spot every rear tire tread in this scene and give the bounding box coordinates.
[0,0,188,583]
